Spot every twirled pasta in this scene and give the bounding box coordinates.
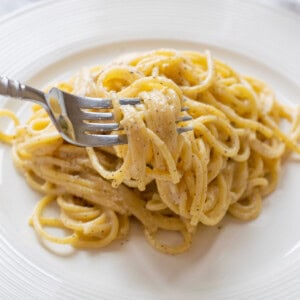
[1,49,299,254]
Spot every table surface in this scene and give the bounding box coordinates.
[0,0,300,17]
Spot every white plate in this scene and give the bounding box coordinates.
[0,0,300,299]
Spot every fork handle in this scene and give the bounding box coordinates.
[0,76,46,106]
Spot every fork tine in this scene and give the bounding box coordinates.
[176,115,192,123]
[75,96,141,109]
[83,123,192,135]
[81,112,191,123]
[82,134,128,146]
[77,97,113,108]
[79,98,188,110]
[81,127,193,147]
[81,108,189,121]
[119,98,141,105]
[82,122,121,132]
[82,116,191,131]
[81,111,114,120]
[81,115,191,133]
[177,126,193,134]
[62,88,188,111]
[81,126,192,145]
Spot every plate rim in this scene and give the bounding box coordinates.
[0,0,300,299]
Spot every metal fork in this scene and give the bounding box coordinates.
[0,76,193,147]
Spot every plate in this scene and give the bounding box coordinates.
[0,0,300,299]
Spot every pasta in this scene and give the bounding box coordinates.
[1,49,300,254]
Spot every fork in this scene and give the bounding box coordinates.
[0,76,193,147]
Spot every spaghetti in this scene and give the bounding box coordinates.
[1,49,300,254]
